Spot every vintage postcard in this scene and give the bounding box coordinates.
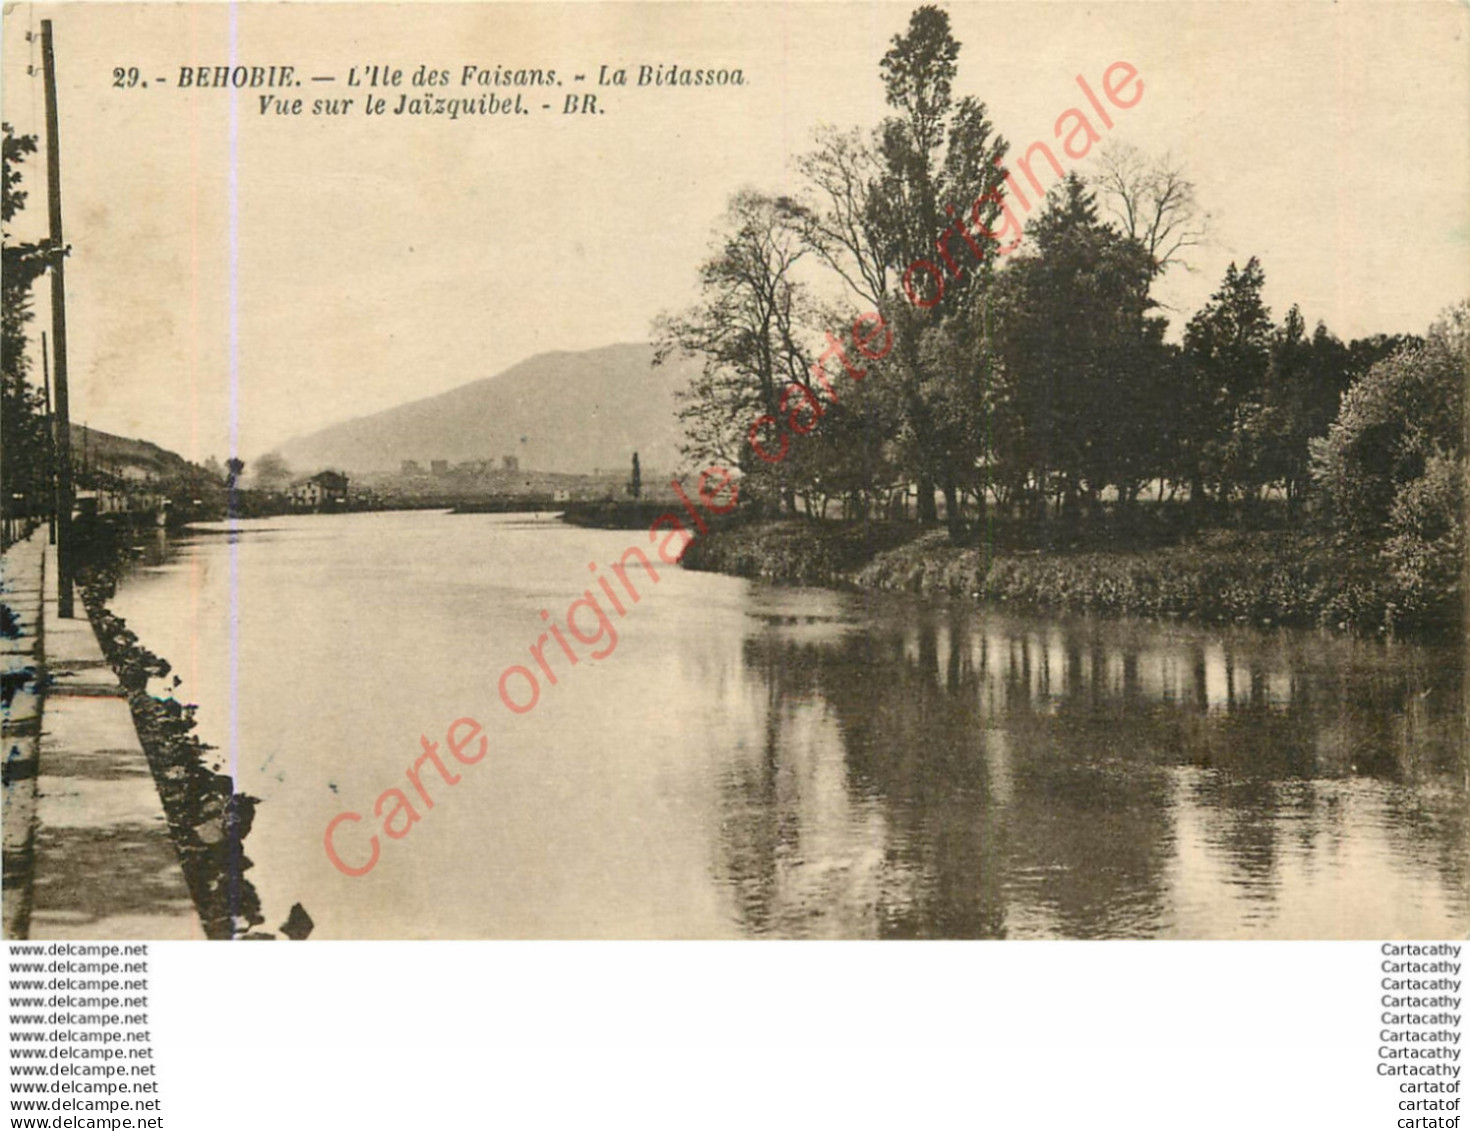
[2,1,1466,942]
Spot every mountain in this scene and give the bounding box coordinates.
[275,343,698,476]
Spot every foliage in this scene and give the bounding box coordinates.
[1311,305,1465,538]
[657,5,1463,638]
[1089,140,1209,277]
[1312,302,1467,630]
[1181,257,1272,502]
[653,190,817,511]
[1381,452,1463,628]
[2,124,55,531]
[782,6,1009,532]
[250,451,293,491]
[990,174,1166,516]
[870,6,1009,530]
[680,517,920,585]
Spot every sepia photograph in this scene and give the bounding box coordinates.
[2,1,1466,943]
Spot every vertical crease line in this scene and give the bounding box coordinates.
[227,1,242,934]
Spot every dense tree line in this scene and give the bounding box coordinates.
[655,5,1464,609]
[2,125,57,541]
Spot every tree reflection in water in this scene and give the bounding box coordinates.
[709,598,1465,939]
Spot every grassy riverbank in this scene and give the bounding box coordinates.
[558,500,679,529]
[680,517,1454,638]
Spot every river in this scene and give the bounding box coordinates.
[104,510,1467,939]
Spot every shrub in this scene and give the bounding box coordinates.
[1382,450,1465,628]
[1311,301,1466,630]
[1311,302,1465,539]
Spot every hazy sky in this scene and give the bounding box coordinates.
[3,1,1466,463]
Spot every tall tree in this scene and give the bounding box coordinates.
[223,457,246,518]
[1090,141,1209,278]
[869,6,1009,531]
[628,451,642,500]
[654,190,818,512]
[1244,308,1357,510]
[992,174,1159,523]
[795,126,893,308]
[1181,257,1272,504]
[794,8,1010,534]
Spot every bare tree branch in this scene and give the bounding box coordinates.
[1090,140,1210,277]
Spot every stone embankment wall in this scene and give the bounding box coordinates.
[1,530,200,939]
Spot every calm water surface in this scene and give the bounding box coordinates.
[107,511,1467,939]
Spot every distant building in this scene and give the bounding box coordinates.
[316,470,349,498]
[401,460,421,474]
[502,455,519,472]
[287,480,321,507]
[431,460,450,476]
[289,470,350,508]
[553,488,571,503]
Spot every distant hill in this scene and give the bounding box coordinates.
[275,343,698,476]
[70,424,197,478]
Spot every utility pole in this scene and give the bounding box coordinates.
[40,19,75,617]
[41,332,55,545]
